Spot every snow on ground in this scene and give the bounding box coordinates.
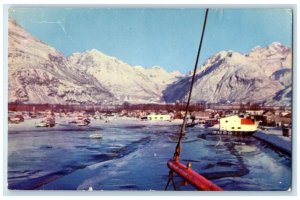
[8,117,184,132]
[253,127,291,155]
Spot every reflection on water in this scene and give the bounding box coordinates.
[8,122,291,191]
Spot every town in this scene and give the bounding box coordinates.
[8,102,292,133]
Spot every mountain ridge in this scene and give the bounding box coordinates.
[163,42,292,106]
[8,19,292,106]
[8,18,182,105]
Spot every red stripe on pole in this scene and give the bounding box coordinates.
[167,160,223,191]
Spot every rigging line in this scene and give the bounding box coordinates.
[173,8,209,160]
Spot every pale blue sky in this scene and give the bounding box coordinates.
[9,7,292,73]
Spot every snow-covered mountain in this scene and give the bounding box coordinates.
[67,50,183,104]
[163,43,292,106]
[8,19,182,105]
[8,18,292,106]
[8,19,115,104]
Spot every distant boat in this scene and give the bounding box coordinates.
[69,114,91,126]
[35,121,47,127]
[35,119,55,127]
[76,117,91,126]
[36,111,55,127]
[89,133,102,139]
[8,115,25,124]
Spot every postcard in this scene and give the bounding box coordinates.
[7,7,292,191]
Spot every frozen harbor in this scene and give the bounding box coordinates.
[8,118,291,191]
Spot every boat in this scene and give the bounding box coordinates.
[89,133,102,139]
[36,111,55,127]
[75,117,90,126]
[35,121,47,127]
[8,115,25,124]
[69,114,91,126]
[36,118,55,127]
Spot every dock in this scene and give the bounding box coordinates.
[252,129,291,156]
[211,130,254,136]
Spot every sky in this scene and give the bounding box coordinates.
[8,7,292,73]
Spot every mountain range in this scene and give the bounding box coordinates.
[163,42,292,106]
[8,19,292,106]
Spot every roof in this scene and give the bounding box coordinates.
[221,115,240,120]
[241,118,255,125]
[263,110,275,116]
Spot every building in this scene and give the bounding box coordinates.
[191,111,211,120]
[245,110,264,116]
[263,111,276,125]
[275,113,292,127]
[147,114,171,121]
[219,115,258,132]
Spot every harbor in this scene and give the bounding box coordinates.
[8,116,291,191]
[6,7,294,193]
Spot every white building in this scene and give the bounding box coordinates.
[147,114,171,121]
[245,110,264,116]
[219,115,258,132]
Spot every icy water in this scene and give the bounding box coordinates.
[8,119,291,191]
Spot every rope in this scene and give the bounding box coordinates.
[172,8,209,161]
[164,171,177,190]
[165,9,209,191]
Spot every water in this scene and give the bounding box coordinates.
[8,120,291,191]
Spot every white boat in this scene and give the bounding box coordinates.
[35,121,47,127]
[36,112,55,127]
[89,133,102,139]
[69,115,91,126]
[35,119,55,127]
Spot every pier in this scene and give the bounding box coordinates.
[211,130,254,136]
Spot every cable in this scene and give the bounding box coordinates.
[173,8,209,161]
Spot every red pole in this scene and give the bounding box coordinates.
[167,160,223,191]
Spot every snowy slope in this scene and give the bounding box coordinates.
[8,19,182,105]
[67,50,182,104]
[163,43,292,106]
[8,19,114,104]
[8,19,292,106]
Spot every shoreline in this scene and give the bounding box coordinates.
[253,129,291,156]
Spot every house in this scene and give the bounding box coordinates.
[275,113,292,127]
[204,109,215,113]
[263,111,276,126]
[147,114,171,121]
[281,112,291,117]
[219,115,258,132]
